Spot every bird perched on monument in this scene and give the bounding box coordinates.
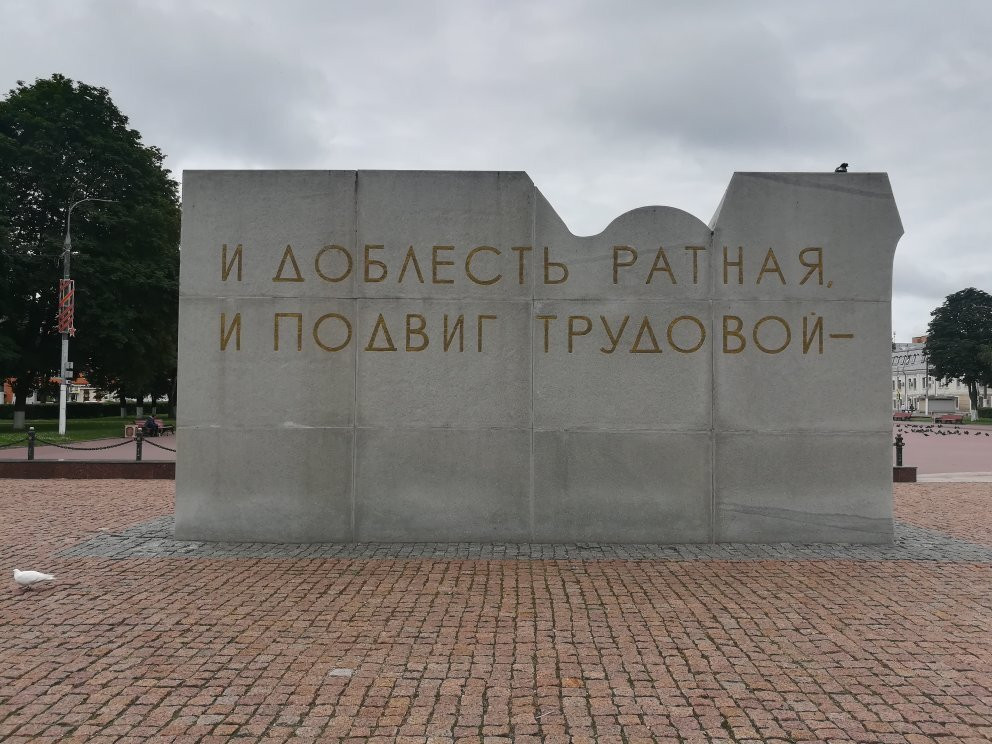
[13,569,55,589]
[834,163,849,173]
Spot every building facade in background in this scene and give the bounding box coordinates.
[891,335,991,412]
[2,376,102,405]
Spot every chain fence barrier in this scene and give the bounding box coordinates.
[34,437,134,451]
[143,438,177,453]
[2,427,176,462]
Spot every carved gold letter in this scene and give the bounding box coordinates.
[667,315,706,354]
[220,312,241,351]
[222,243,243,281]
[365,314,397,351]
[313,313,352,352]
[567,315,592,353]
[630,317,662,353]
[753,315,791,354]
[722,315,746,354]
[273,245,304,282]
[406,314,429,351]
[612,246,637,284]
[465,246,501,286]
[543,247,569,285]
[799,247,824,286]
[274,313,303,351]
[364,245,387,282]
[646,247,677,285]
[723,246,743,285]
[314,245,352,283]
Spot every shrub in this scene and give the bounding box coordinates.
[0,402,126,420]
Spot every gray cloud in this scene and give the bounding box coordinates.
[2,0,990,338]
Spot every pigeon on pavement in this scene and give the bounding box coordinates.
[835,162,849,173]
[13,569,55,589]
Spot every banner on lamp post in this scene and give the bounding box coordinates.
[57,279,75,337]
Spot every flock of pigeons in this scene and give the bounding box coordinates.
[896,423,991,438]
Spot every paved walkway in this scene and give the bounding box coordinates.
[0,435,176,462]
[893,423,992,478]
[1,480,990,742]
[1,426,989,477]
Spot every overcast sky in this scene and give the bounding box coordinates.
[2,0,990,340]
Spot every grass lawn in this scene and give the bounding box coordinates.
[0,416,176,446]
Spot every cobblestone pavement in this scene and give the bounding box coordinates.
[1,481,991,743]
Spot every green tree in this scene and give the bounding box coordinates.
[0,74,179,427]
[924,288,992,413]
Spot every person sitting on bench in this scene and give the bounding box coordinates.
[143,415,160,437]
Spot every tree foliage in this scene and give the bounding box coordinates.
[0,74,179,422]
[925,287,992,411]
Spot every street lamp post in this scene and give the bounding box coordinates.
[59,197,114,436]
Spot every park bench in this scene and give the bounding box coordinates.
[892,411,913,420]
[933,413,965,424]
[123,418,175,438]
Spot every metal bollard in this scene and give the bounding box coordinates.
[27,426,35,461]
[893,433,904,467]
[135,428,143,462]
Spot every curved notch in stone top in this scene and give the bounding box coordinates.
[535,191,713,300]
[709,172,903,302]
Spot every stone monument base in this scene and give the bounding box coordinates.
[893,466,918,483]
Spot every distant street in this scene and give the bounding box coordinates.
[0,434,175,462]
[2,425,989,477]
[894,422,992,477]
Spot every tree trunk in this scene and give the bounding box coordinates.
[136,392,144,418]
[969,381,979,420]
[119,386,128,417]
[169,377,177,419]
[11,379,31,430]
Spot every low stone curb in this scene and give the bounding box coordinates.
[59,515,992,563]
[0,460,175,479]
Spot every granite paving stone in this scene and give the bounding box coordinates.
[0,479,990,742]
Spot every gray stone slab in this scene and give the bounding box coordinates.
[712,300,892,432]
[176,170,902,545]
[178,297,356,428]
[355,171,535,300]
[533,431,711,542]
[715,432,893,543]
[709,172,902,302]
[181,170,358,299]
[354,428,530,541]
[533,300,711,430]
[356,299,531,428]
[175,427,353,542]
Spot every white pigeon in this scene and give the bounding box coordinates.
[13,569,55,589]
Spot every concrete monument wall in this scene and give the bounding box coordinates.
[176,170,902,543]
